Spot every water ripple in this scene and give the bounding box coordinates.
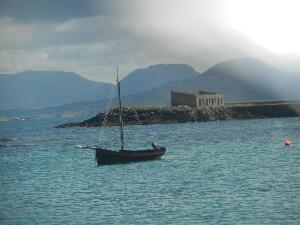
[0,117,300,224]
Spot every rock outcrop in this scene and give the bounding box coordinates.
[55,101,300,128]
[55,106,230,128]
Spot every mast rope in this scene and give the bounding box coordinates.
[99,84,115,142]
[102,85,115,128]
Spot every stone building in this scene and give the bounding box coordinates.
[171,90,224,108]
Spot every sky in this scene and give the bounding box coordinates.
[0,0,299,82]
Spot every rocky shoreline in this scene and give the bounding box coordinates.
[55,102,300,128]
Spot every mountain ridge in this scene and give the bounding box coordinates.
[0,70,113,109]
[1,57,300,118]
[120,63,199,96]
[0,64,199,110]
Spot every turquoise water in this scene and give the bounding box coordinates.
[0,117,300,224]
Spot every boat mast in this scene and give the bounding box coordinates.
[117,68,125,151]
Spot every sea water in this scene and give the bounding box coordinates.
[0,117,300,224]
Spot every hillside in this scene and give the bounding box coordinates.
[0,70,113,109]
[2,58,300,118]
[201,57,300,101]
[120,64,199,96]
[0,64,198,110]
[123,57,300,104]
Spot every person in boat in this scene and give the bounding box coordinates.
[152,143,159,150]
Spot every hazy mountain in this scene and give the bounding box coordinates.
[2,58,300,118]
[0,70,114,109]
[0,64,199,110]
[120,64,199,96]
[129,57,300,104]
[201,57,300,100]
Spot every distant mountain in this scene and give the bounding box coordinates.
[2,58,300,118]
[0,64,199,110]
[120,64,199,96]
[128,57,300,104]
[0,70,113,109]
[198,57,300,102]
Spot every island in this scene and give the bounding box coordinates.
[55,100,300,128]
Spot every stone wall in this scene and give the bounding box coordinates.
[171,91,197,108]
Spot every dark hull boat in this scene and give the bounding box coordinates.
[93,68,166,165]
[95,147,166,164]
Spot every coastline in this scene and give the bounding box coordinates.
[55,100,300,128]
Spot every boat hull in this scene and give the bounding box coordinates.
[95,147,166,164]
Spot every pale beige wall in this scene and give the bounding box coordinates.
[171,91,224,108]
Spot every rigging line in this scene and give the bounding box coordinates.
[102,85,115,128]
[99,84,116,142]
[102,88,113,126]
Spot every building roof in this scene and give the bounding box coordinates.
[171,90,220,95]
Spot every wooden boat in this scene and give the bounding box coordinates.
[95,146,166,164]
[94,68,166,165]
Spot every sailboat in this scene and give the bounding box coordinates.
[94,68,166,165]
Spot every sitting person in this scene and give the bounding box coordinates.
[152,143,159,150]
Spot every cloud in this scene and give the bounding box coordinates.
[0,17,37,49]
[0,0,101,22]
[1,0,289,82]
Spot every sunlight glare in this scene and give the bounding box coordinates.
[224,0,300,54]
